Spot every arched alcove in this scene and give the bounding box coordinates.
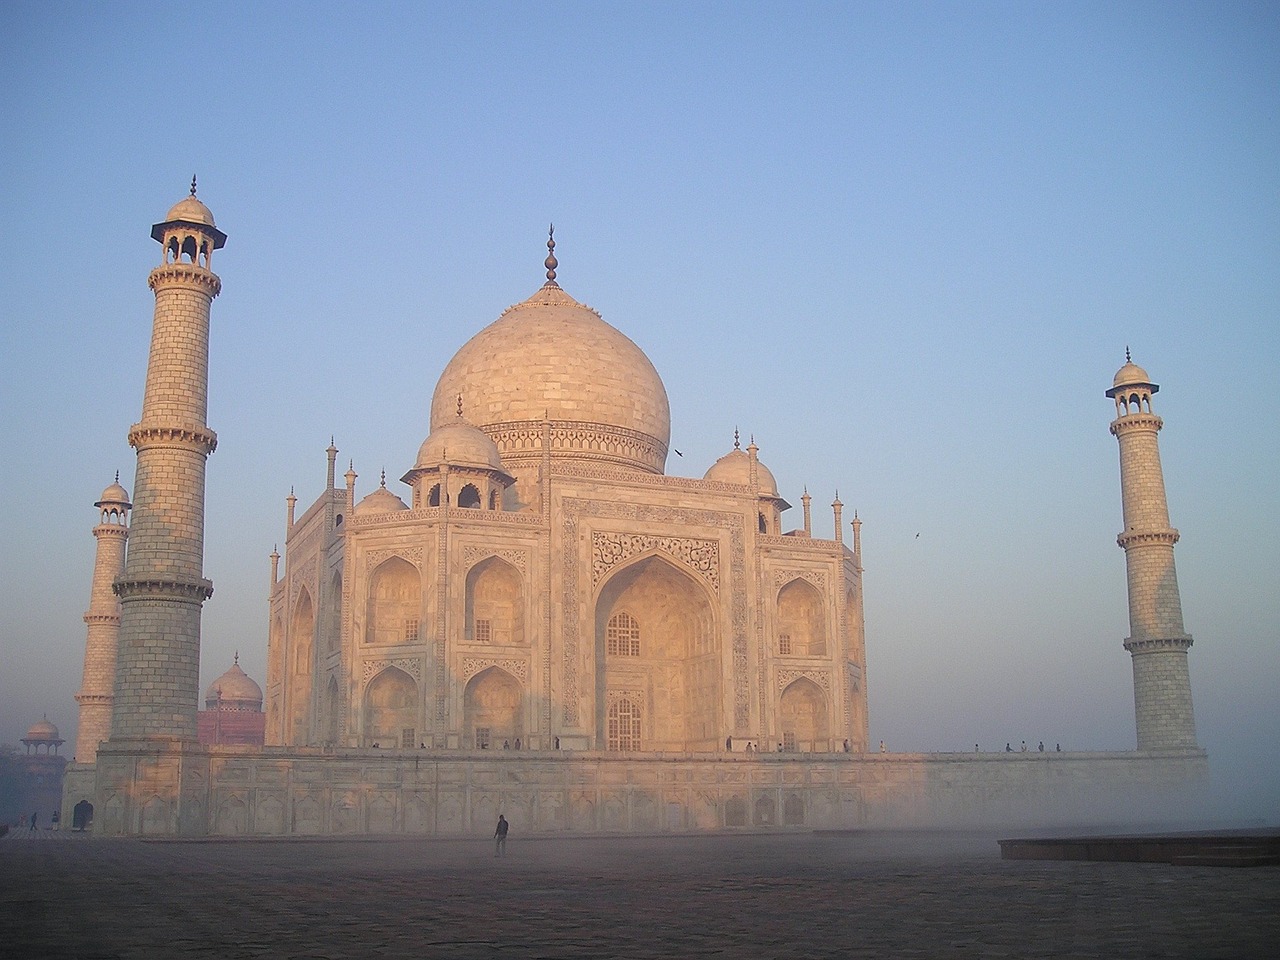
[363,667,417,748]
[465,556,524,645]
[777,579,827,656]
[463,667,523,749]
[365,557,421,646]
[779,677,829,752]
[289,590,315,745]
[594,554,718,751]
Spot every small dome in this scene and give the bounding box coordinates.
[164,195,217,228]
[355,484,409,516]
[97,479,130,506]
[205,657,263,709]
[1112,360,1152,388]
[414,418,507,473]
[24,717,60,741]
[704,447,780,496]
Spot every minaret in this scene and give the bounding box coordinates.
[109,180,226,741]
[1107,352,1197,750]
[73,476,131,761]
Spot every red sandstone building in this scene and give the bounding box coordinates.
[197,656,266,747]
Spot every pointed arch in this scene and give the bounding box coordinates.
[594,554,719,751]
[463,666,523,749]
[366,556,421,646]
[465,555,524,646]
[363,667,417,748]
[779,677,829,753]
[289,588,315,745]
[777,578,827,656]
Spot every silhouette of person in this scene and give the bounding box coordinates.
[29,812,38,833]
[494,814,509,857]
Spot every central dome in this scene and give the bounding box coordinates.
[430,283,671,474]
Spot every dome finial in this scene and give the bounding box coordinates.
[190,174,198,197]
[733,427,740,450]
[115,470,119,483]
[1125,345,1132,363]
[380,468,387,488]
[544,224,559,285]
[233,650,239,665]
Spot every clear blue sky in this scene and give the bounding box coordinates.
[2,2,1276,819]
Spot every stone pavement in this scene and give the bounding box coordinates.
[1,830,1276,958]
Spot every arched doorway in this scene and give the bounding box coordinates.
[594,555,718,751]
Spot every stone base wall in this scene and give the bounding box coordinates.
[85,745,1209,837]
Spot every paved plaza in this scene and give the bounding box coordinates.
[2,828,1277,958]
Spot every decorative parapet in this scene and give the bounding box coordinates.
[1110,413,1163,436]
[127,422,217,454]
[114,575,213,603]
[1117,529,1180,549]
[1124,636,1193,654]
[147,263,221,296]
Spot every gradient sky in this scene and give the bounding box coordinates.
[2,2,1276,820]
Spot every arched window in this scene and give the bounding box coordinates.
[608,698,641,751]
[606,612,641,656]
[428,484,441,507]
[458,484,481,509]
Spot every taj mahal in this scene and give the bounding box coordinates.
[62,185,1206,836]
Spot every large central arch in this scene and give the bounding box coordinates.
[594,554,719,751]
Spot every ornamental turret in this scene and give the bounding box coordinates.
[109,179,225,741]
[1107,352,1197,750]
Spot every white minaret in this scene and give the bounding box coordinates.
[109,179,225,741]
[73,476,130,761]
[1107,352,1197,750]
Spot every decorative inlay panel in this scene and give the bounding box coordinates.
[777,668,831,693]
[462,657,529,684]
[592,532,719,592]
[366,547,423,570]
[773,569,827,589]
[463,546,528,575]
[605,688,644,708]
[290,557,318,603]
[362,657,421,685]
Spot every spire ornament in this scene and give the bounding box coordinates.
[190,174,198,197]
[544,224,559,285]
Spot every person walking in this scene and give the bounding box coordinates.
[28,812,38,833]
[494,814,509,857]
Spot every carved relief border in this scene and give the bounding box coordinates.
[563,499,749,731]
[461,656,529,685]
[777,668,831,694]
[592,532,719,592]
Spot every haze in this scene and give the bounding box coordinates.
[1,2,1275,822]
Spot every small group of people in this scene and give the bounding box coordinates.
[1002,741,1061,753]
[15,810,58,833]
